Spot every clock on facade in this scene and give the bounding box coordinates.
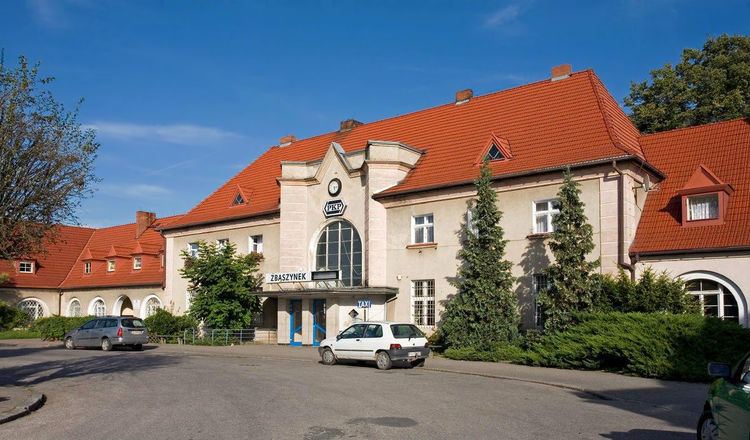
[328,178,341,196]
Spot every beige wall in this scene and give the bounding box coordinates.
[0,288,59,317]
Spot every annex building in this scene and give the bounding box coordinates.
[3,65,749,345]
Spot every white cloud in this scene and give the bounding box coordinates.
[98,183,173,200]
[84,122,245,147]
[27,0,66,28]
[484,4,523,27]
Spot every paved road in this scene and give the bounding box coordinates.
[0,342,695,439]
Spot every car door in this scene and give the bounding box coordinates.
[333,324,367,360]
[90,319,108,346]
[75,319,98,346]
[718,354,750,439]
[360,324,384,360]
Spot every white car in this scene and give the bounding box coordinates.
[318,321,430,370]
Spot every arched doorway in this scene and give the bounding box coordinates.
[680,271,748,327]
[113,296,134,316]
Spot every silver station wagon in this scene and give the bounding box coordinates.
[64,316,148,351]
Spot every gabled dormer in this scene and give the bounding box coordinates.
[677,165,734,227]
[230,184,252,207]
[476,133,513,164]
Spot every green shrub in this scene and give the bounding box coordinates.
[444,343,526,363]
[144,309,196,336]
[526,312,750,381]
[0,329,40,339]
[592,269,700,314]
[31,316,93,340]
[0,300,29,330]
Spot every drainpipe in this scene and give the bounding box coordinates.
[58,290,63,316]
[612,160,636,281]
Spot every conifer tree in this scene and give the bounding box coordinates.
[439,161,520,348]
[540,168,599,332]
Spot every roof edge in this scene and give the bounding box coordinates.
[632,245,750,257]
[159,208,281,232]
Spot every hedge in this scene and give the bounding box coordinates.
[143,309,196,336]
[0,300,29,330]
[31,316,93,341]
[444,313,750,382]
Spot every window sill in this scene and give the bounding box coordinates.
[526,233,551,240]
[406,242,438,249]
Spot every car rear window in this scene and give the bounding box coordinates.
[390,324,425,339]
[120,318,145,328]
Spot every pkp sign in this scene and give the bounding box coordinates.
[323,199,346,217]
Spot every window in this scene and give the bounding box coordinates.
[232,193,245,205]
[107,260,115,272]
[216,238,229,249]
[412,214,435,244]
[121,318,145,328]
[18,261,34,273]
[363,324,383,338]
[17,299,44,321]
[687,279,739,323]
[412,280,436,326]
[144,296,161,318]
[92,299,106,317]
[68,299,81,317]
[249,235,263,253]
[533,200,560,234]
[339,324,367,339]
[390,324,425,339]
[687,194,719,221]
[485,144,505,161]
[84,261,91,274]
[316,221,362,287]
[80,320,97,330]
[532,274,551,328]
[187,242,199,258]
[133,256,142,270]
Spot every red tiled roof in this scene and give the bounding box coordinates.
[631,118,750,254]
[166,69,645,229]
[0,225,95,289]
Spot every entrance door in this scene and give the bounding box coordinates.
[289,300,302,346]
[312,299,326,347]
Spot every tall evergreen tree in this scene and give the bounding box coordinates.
[439,161,519,348]
[540,168,599,332]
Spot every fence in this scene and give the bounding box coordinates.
[148,328,256,346]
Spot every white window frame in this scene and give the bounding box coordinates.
[532,273,551,328]
[216,238,229,249]
[133,256,142,270]
[412,214,435,244]
[533,199,560,234]
[84,261,91,274]
[141,294,162,318]
[680,272,748,327]
[89,297,107,317]
[107,260,116,272]
[686,193,720,221]
[411,280,436,327]
[249,235,263,253]
[187,242,200,258]
[18,298,46,320]
[18,261,34,273]
[68,298,82,317]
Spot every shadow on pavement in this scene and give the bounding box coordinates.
[0,344,63,359]
[601,429,693,439]
[0,351,180,387]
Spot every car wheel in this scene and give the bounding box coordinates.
[697,410,718,440]
[376,351,392,370]
[64,337,75,350]
[321,348,336,365]
[410,358,426,368]
[133,344,143,351]
[101,338,112,352]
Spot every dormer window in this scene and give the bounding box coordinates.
[686,194,719,221]
[678,165,733,227]
[485,144,505,161]
[133,256,142,270]
[107,260,116,272]
[84,261,91,274]
[18,261,34,273]
[232,193,245,205]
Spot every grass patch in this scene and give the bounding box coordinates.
[0,329,41,339]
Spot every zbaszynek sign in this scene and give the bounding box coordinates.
[323,199,346,217]
[265,270,341,284]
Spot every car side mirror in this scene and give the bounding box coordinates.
[708,362,732,379]
[336,334,342,341]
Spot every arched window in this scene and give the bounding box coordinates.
[687,279,740,323]
[18,299,45,321]
[91,298,106,317]
[68,299,82,317]
[144,296,162,318]
[315,221,362,287]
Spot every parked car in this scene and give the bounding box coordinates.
[64,316,148,351]
[318,321,430,370]
[698,350,750,439]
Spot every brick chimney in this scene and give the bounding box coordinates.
[551,64,572,81]
[279,134,297,147]
[455,89,473,105]
[339,119,363,132]
[135,211,156,238]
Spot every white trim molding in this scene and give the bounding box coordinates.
[679,271,748,327]
[140,294,163,318]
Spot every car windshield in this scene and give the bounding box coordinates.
[390,324,425,339]
[120,318,145,328]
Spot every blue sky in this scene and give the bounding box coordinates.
[2,0,748,226]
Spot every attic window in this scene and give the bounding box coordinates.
[687,194,719,221]
[485,144,505,161]
[232,193,245,206]
[84,261,91,274]
[18,261,34,273]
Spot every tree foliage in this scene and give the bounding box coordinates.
[592,268,701,315]
[438,161,520,348]
[0,55,99,260]
[625,34,750,133]
[539,168,599,332]
[180,241,263,329]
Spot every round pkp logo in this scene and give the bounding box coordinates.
[323,199,346,217]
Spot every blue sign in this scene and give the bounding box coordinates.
[357,299,371,309]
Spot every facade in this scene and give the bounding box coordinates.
[3,65,749,343]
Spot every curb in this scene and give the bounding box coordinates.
[0,391,46,425]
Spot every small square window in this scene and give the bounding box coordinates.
[133,256,142,270]
[249,235,263,253]
[107,260,116,272]
[687,194,719,221]
[18,261,34,273]
[84,261,91,274]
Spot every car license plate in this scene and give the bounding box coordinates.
[409,351,420,357]
[131,331,143,335]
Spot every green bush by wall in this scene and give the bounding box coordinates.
[0,300,29,330]
[143,309,196,336]
[32,316,93,341]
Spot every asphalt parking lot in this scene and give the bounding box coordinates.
[0,341,698,439]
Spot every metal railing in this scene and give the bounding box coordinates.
[148,328,256,346]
